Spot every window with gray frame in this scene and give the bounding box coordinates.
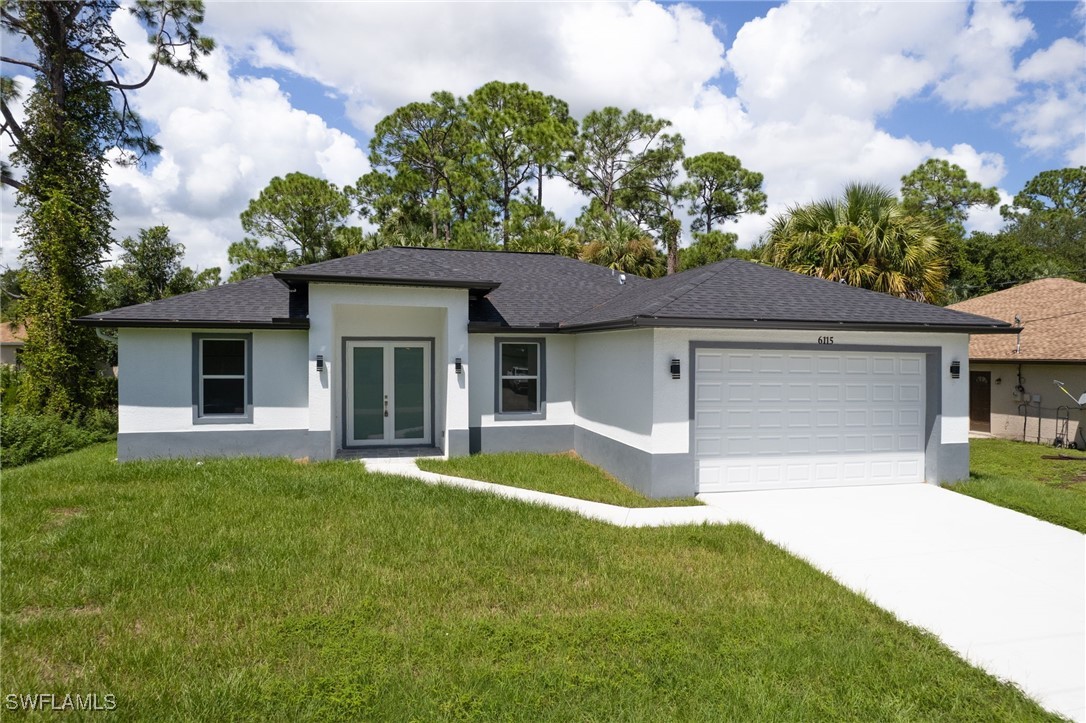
[194,335,251,420]
[498,341,541,414]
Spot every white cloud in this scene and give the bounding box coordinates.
[97,9,369,272]
[1005,34,1086,164]
[727,2,965,122]
[1017,37,1085,83]
[935,1,1034,109]
[209,0,725,126]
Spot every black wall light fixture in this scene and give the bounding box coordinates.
[670,358,681,379]
[950,360,961,379]
[315,355,324,372]
[455,357,463,374]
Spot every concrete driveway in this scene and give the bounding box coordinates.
[699,484,1086,722]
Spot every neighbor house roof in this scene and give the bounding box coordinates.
[0,322,25,345]
[78,247,1012,334]
[947,278,1086,362]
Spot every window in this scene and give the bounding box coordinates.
[497,340,544,415]
[193,334,252,422]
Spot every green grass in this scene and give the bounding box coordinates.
[417,451,700,507]
[953,438,1086,533]
[0,443,1056,721]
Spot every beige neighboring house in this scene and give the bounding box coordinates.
[0,322,25,367]
[949,278,1086,449]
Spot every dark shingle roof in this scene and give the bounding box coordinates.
[274,246,502,289]
[559,259,1013,332]
[78,275,303,328]
[79,248,1011,334]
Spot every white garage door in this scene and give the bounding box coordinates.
[694,348,926,492]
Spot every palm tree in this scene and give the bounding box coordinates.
[764,182,946,302]
[580,217,665,278]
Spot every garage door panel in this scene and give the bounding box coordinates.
[695,348,925,493]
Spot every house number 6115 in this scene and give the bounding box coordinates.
[817,336,834,345]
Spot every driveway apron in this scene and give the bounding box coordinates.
[699,484,1086,722]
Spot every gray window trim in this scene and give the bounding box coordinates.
[192,333,254,424]
[495,337,546,420]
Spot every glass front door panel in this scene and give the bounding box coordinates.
[352,346,385,440]
[394,346,425,439]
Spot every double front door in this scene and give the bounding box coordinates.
[346,340,431,446]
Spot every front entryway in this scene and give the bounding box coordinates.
[969,371,992,433]
[345,340,431,446]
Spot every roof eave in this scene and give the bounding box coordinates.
[73,317,310,330]
[969,356,1086,364]
[274,271,500,293]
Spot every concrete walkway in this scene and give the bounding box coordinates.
[364,459,1085,721]
[363,457,731,527]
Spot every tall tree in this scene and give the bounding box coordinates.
[1,1,212,415]
[1000,167,1086,279]
[617,133,686,274]
[101,225,219,308]
[764,182,946,302]
[229,172,354,280]
[900,159,999,235]
[579,216,665,278]
[564,107,671,218]
[681,152,767,234]
[466,81,573,246]
[361,91,486,246]
[679,230,749,271]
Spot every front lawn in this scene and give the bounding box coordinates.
[954,438,1086,533]
[0,443,1055,720]
[417,451,700,507]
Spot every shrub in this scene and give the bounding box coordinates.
[0,412,114,468]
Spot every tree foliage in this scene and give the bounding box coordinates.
[764,183,946,302]
[229,172,356,280]
[101,225,219,308]
[681,152,767,234]
[1,0,212,416]
[900,159,999,236]
[679,230,750,271]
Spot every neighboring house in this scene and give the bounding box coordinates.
[78,248,1013,497]
[949,278,1086,449]
[0,323,25,367]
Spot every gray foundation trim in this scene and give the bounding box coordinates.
[574,427,695,499]
[494,337,547,420]
[191,332,254,424]
[340,337,436,451]
[937,441,970,483]
[446,429,471,458]
[687,341,954,484]
[470,424,573,454]
[118,429,330,461]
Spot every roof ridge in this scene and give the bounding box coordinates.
[640,260,738,318]
[385,246,483,281]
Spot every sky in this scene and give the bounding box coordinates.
[1,0,1085,276]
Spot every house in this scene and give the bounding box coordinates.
[77,247,1014,497]
[948,278,1086,449]
[0,323,25,367]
